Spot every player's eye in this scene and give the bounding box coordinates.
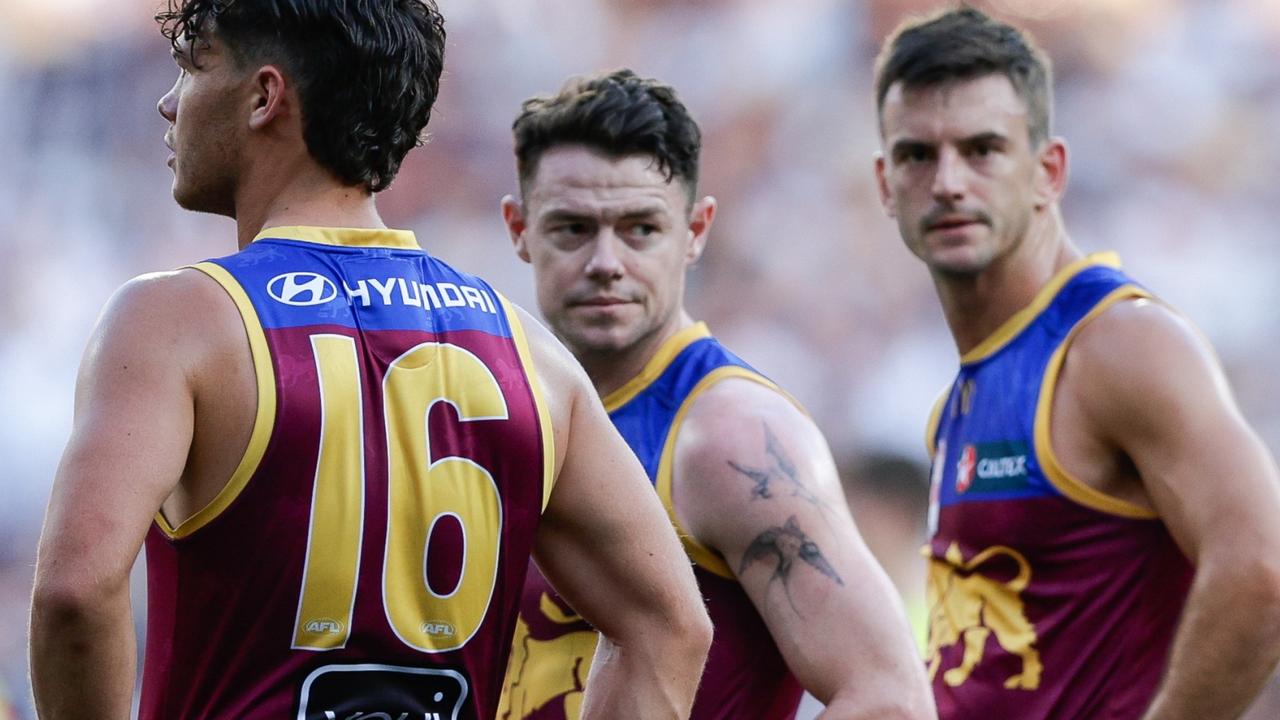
[894,145,934,164]
[552,222,589,236]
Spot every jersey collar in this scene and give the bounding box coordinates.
[961,251,1121,365]
[602,322,711,412]
[253,225,419,250]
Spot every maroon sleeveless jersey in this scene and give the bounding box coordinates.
[499,324,803,719]
[141,227,554,720]
[924,254,1194,719]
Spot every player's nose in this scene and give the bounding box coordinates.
[584,233,625,281]
[931,146,967,201]
[157,81,178,123]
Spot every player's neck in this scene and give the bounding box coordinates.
[935,216,1081,357]
[581,312,696,400]
[233,161,386,249]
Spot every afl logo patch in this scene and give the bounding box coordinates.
[304,618,344,635]
[268,272,338,306]
[956,444,977,493]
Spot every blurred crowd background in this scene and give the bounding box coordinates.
[1,0,1278,717]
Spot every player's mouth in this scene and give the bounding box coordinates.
[571,296,634,308]
[926,215,986,232]
[568,294,637,313]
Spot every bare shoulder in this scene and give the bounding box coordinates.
[673,376,844,546]
[1065,297,1230,433]
[87,268,240,375]
[678,376,821,472]
[1070,297,1217,374]
[102,268,223,327]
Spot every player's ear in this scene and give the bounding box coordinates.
[874,151,897,218]
[1033,137,1068,209]
[686,195,716,265]
[501,195,531,263]
[248,65,288,132]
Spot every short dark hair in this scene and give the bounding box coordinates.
[156,0,446,193]
[512,69,702,204]
[874,6,1053,145]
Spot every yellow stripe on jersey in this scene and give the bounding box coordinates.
[156,262,278,539]
[499,293,557,512]
[961,253,1122,365]
[602,322,712,412]
[655,365,791,579]
[254,225,419,249]
[925,383,952,459]
[1033,285,1159,519]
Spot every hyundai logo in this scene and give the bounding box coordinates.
[268,272,338,306]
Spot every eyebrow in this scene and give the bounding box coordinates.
[539,208,593,222]
[958,131,1009,147]
[890,131,1010,155]
[541,205,668,222]
[890,139,933,156]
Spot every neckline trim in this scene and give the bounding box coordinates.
[602,322,712,412]
[254,225,419,250]
[960,252,1121,365]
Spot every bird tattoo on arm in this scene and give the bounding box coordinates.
[739,515,844,615]
[727,422,822,506]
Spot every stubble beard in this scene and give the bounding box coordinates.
[172,165,238,218]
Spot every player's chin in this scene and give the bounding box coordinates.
[172,187,198,211]
[563,322,640,356]
[171,179,202,211]
[925,245,996,277]
[171,184,234,217]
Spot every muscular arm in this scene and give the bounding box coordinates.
[30,273,207,719]
[517,307,712,720]
[1064,300,1280,720]
[673,379,936,720]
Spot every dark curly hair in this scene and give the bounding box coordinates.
[156,0,446,193]
[512,69,702,204]
[874,6,1053,145]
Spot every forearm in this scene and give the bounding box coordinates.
[580,629,709,720]
[804,641,935,720]
[817,684,935,720]
[1142,559,1280,720]
[30,582,136,720]
[818,700,925,720]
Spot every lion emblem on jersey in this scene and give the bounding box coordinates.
[499,593,595,719]
[926,542,1042,690]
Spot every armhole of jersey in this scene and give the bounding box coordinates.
[154,262,278,539]
[498,293,557,513]
[925,384,952,459]
[655,366,794,580]
[1033,285,1160,520]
